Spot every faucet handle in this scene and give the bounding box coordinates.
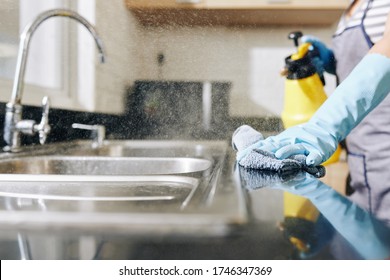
[41,95,50,116]
[72,123,105,148]
[34,96,51,144]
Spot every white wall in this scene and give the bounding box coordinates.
[93,0,141,114]
[135,24,337,117]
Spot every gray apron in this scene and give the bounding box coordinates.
[332,1,390,224]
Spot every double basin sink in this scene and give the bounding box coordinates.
[0,140,247,237]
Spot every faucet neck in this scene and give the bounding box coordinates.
[10,8,105,105]
[4,9,105,152]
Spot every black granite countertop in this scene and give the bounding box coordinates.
[95,154,390,260]
[0,148,389,260]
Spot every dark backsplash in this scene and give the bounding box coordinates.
[0,80,282,148]
[126,80,283,140]
[126,80,231,139]
[0,102,126,147]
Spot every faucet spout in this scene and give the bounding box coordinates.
[10,8,105,105]
[3,9,105,152]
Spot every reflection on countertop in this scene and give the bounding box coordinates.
[240,166,390,260]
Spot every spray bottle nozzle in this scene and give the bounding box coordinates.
[288,31,303,48]
[287,31,311,61]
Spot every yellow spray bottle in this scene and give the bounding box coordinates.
[281,31,340,165]
[279,36,340,257]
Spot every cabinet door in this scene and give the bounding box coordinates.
[125,0,204,9]
[0,0,79,110]
[126,0,349,26]
[204,0,349,9]
[126,0,349,9]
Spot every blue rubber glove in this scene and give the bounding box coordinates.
[301,35,336,75]
[258,53,390,166]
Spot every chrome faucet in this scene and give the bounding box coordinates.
[3,9,105,152]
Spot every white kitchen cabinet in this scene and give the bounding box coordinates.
[125,0,350,26]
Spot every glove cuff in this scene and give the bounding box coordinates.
[310,53,390,143]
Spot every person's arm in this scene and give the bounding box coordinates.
[236,13,390,166]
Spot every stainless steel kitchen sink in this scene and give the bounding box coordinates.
[0,156,211,175]
[61,140,219,158]
[0,175,198,205]
[0,140,247,237]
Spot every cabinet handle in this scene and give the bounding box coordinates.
[176,0,202,4]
